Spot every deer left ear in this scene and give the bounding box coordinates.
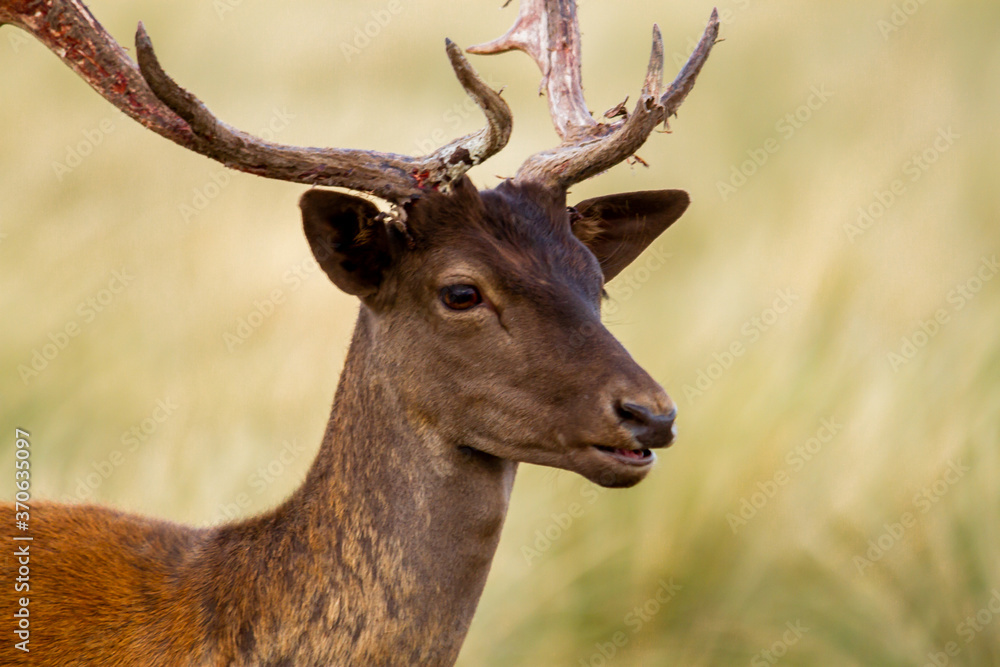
[300,189,392,298]
[570,190,690,281]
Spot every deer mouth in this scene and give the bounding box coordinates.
[592,445,655,466]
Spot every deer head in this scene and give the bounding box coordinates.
[301,178,693,487]
[0,0,717,490]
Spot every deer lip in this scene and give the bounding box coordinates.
[592,445,656,466]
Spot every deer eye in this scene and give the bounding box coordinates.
[439,284,482,311]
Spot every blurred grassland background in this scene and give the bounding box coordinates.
[2,0,999,664]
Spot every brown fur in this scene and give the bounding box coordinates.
[1,178,688,665]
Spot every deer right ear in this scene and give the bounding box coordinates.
[571,190,690,282]
[300,190,392,297]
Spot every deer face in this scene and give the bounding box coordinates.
[301,178,687,488]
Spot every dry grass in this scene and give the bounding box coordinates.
[2,0,999,664]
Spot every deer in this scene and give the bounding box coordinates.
[1,0,718,664]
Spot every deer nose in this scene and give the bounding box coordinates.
[616,400,677,449]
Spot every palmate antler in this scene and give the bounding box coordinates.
[469,0,719,190]
[0,0,511,203]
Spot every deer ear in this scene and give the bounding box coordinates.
[300,189,392,297]
[570,190,690,281]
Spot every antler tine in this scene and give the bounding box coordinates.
[470,1,719,191]
[469,0,598,143]
[439,40,514,178]
[2,0,512,205]
[467,0,549,79]
[661,8,719,120]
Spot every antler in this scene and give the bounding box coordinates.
[0,0,512,204]
[468,0,719,190]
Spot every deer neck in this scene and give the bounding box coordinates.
[206,307,516,666]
